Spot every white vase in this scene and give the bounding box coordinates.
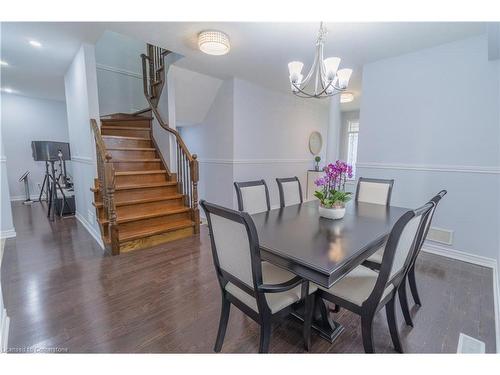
[318,205,346,220]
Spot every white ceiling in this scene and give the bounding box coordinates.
[1,22,486,109]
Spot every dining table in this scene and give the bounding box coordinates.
[251,199,409,343]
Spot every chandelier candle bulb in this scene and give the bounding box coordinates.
[336,68,353,89]
[288,61,304,82]
[323,57,341,80]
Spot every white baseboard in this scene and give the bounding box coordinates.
[0,229,16,239]
[1,312,9,353]
[422,241,500,353]
[10,194,40,202]
[75,212,104,250]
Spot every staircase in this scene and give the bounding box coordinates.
[90,44,200,255]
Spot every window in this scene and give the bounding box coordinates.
[346,120,359,177]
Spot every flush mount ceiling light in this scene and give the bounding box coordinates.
[29,40,42,48]
[288,22,352,99]
[340,92,354,103]
[0,60,8,66]
[198,30,230,56]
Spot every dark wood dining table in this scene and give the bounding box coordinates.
[251,200,409,343]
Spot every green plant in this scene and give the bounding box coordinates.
[314,189,352,208]
[314,156,321,163]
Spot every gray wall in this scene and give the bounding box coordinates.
[232,78,329,208]
[359,35,500,262]
[1,93,69,200]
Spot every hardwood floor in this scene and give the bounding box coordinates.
[1,201,496,353]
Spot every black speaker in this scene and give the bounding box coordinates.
[31,141,71,161]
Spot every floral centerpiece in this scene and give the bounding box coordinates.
[314,160,353,220]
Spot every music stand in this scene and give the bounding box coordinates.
[18,171,33,205]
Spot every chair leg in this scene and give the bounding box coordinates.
[398,278,414,327]
[361,314,375,353]
[386,295,404,353]
[214,294,231,352]
[259,320,272,353]
[408,264,422,306]
[303,292,315,351]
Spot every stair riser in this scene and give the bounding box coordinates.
[101,120,151,128]
[113,161,163,171]
[116,198,185,217]
[108,149,157,159]
[114,185,178,201]
[120,226,194,253]
[119,211,191,233]
[116,173,168,185]
[104,138,152,148]
[101,128,151,138]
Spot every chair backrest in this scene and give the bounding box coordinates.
[276,177,303,207]
[366,201,434,308]
[355,177,394,206]
[234,180,271,214]
[410,190,447,266]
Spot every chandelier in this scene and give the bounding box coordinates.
[288,23,352,99]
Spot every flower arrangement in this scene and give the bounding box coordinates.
[314,160,353,209]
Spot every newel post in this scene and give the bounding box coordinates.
[104,154,120,255]
[191,154,200,234]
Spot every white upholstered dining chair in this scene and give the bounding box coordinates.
[355,177,394,206]
[308,202,434,353]
[200,200,317,353]
[363,190,447,327]
[234,180,271,214]
[276,176,303,207]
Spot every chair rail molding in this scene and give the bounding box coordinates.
[96,63,142,80]
[71,155,95,165]
[199,158,312,165]
[357,162,500,175]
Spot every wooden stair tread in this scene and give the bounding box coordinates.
[99,206,190,225]
[101,126,151,131]
[101,115,153,121]
[93,194,184,208]
[116,181,177,190]
[119,219,195,242]
[107,147,155,151]
[115,170,167,176]
[102,135,150,140]
[112,158,161,162]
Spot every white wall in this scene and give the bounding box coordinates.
[1,93,69,200]
[181,79,235,209]
[95,31,147,115]
[359,35,500,262]
[64,43,103,247]
[0,138,15,239]
[232,78,329,208]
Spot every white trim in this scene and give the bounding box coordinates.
[96,64,142,79]
[199,158,312,165]
[72,156,94,165]
[1,314,9,353]
[10,194,40,202]
[422,242,499,352]
[0,229,16,239]
[75,211,104,250]
[357,162,500,175]
[0,157,6,163]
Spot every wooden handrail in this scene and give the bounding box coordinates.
[139,44,200,234]
[90,119,120,255]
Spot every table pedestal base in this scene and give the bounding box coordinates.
[291,297,344,344]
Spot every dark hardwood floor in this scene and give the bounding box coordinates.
[1,201,496,353]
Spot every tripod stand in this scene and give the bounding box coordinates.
[39,159,70,221]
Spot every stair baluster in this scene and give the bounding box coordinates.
[139,44,200,234]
